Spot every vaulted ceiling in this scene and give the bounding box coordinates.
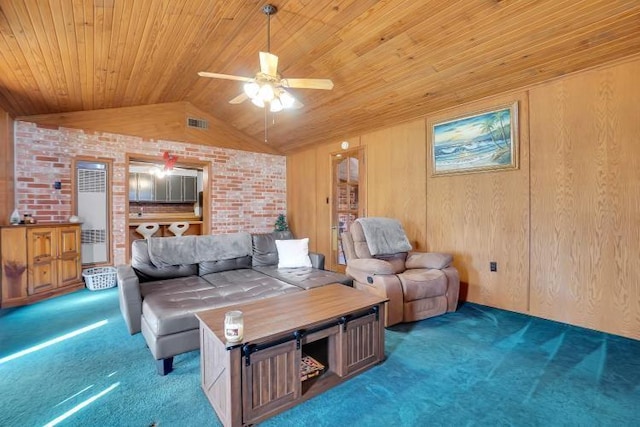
[0,1,639,153]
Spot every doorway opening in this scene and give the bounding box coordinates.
[124,153,211,260]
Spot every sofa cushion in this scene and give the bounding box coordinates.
[147,232,252,267]
[254,265,352,289]
[199,255,252,275]
[276,238,312,268]
[252,231,293,266]
[139,275,214,298]
[132,240,198,282]
[143,269,300,336]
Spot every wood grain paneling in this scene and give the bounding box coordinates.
[286,56,640,340]
[21,102,279,154]
[1,1,639,153]
[529,59,640,339]
[286,150,317,250]
[361,120,428,250]
[426,93,530,312]
[287,138,359,269]
[313,142,338,270]
[0,108,14,226]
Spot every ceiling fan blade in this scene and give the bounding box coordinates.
[281,78,334,90]
[198,71,253,82]
[229,93,249,104]
[259,52,279,77]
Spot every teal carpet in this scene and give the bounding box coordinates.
[1,288,639,426]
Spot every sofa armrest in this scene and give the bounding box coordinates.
[308,252,325,270]
[405,252,453,270]
[346,258,395,280]
[117,265,143,335]
[442,266,460,312]
[345,258,403,326]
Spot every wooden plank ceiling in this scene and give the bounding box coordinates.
[0,0,639,153]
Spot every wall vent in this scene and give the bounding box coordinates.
[187,117,209,129]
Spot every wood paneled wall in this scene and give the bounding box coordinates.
[529,59,640,339]
[361,120,428,251]
[0,108,14,226]
[286,150,318,251]
[426,93,530,313]
[287,56,640,340]
[287,138,357,271]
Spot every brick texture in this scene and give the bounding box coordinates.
[14,121,286,265]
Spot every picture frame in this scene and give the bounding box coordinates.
[431,101,519,176]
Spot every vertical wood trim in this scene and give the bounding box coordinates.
[0,109,14,226]
[71,156,114,266]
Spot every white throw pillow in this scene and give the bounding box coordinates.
[275,238,312,269]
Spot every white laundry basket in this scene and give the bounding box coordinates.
[82,267,117,290]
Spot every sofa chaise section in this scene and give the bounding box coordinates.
[117,231,352,375]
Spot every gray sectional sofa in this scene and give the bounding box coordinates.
[117,231,351,375]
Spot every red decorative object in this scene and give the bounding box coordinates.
[163,151,178,171]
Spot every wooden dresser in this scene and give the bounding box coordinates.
[0,223,84,308]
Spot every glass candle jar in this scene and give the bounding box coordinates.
[224,310,244,343]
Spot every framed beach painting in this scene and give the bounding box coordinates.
[431,101,519,176]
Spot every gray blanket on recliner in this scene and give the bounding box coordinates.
[356,217,412,256]
[147,232,252,267]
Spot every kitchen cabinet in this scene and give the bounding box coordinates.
[1,223,83,308]
[130,173,197,203]
[136,173,155,201]
[168,175,183,201]
[182,176,197,202]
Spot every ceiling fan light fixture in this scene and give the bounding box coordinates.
[270,98,283,112]
[258,83,275,102]
[244,82,260,98]
[279,89,296,108]
[251,97,265,108]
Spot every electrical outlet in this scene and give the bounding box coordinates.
[490,262,497,272]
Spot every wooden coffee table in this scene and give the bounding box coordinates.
[196,284,387,427]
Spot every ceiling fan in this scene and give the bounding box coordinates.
[198,4,334,113]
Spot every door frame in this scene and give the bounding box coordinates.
[330,147,366,272]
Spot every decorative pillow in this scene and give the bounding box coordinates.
[275,238,312,269]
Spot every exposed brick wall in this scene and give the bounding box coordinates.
[14,121,286,265]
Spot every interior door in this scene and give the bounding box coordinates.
[331,148,365,272]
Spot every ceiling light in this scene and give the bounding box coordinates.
[258,83,275,102]
[270,97,283,112]
[243,82,260,98]
[251,97,265,108]
[279,90,296,108]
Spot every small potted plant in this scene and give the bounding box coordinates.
[274,214,289,232]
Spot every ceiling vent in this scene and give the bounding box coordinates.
[187,117,208,129]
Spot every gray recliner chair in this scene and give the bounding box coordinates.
[341,217,459,326]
